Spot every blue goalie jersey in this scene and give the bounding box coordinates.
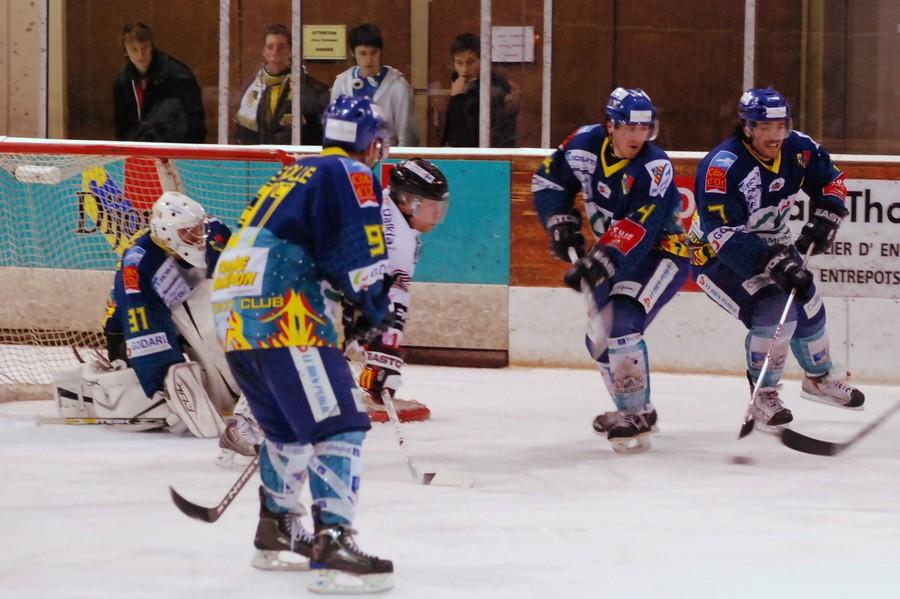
[211,148,391,351]
[532,124,687,273]
[690,130,848,278]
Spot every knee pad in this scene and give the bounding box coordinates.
[745,322,796,387]
[259,440,314,512]
[607,333,651,412]
[791,327,832,377]
[309,430,366,526]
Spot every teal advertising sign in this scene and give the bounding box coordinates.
[0,157,511,285]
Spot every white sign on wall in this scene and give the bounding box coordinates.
[788,179,900,298]
[491,26,534,63]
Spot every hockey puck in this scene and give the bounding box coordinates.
[728,455,754,465]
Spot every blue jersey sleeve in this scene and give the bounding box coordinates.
[315,160,391,327]
[791,132,849,217]
[532,127,596,226]
[114,244,185,396]
[693,148,769,278]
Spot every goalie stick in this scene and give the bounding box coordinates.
[0,413,168,427]
[169,454,259,523]
[780,399,900,456]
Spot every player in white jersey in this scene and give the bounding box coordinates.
[356,158,450,419]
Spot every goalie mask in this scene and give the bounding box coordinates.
[150,192,209,268]
[388,158,450,233]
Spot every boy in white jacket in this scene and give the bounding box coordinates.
[331,23,419,147]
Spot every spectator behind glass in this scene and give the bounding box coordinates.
[235,24,330,145]
[442,32,519,148]
[331,23,419,147]
[113,22,206,143]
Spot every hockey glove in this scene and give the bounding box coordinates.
[547,213,586,262]
[564,244,616,292]
[359,350,404,400]
[761,244,813,299]
[341,297,392,349]
[795,207,845,256]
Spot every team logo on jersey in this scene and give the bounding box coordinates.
[599,218,645,255]
[823,174,848,202]
[645,159,673,198]
[796,151,810,168]
[565,149,597,174]
[704,151,736,194]
[126,332,172,359]
[596,180,612,198]
[121,247,146,295]
[348,259,389,292]
[621,174,634,195]
[769,177,785,192]
[349,172,378,208]
[738,167,763,212]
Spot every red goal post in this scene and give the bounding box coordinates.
[0,138,295,395]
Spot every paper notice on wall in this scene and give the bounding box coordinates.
[491,26,534,63]
[788,179,900,298]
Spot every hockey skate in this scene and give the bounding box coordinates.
[307,506,393,594]
[215,414,262,469]
[593,405,658,435]
[251,487,314,571]
[800,374,865,410]
[606,411,655,454]
[363,391,431,423]
[750,386,793,430]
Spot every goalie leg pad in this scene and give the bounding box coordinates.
[54,365,97,419]
[164,362,226,438]
[309,431,365,526]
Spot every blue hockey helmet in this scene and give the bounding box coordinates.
[322,95,391,154]
[738,88,791,123]
[604,87,658,140]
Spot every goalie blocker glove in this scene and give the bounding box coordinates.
[761,244,813,298]
[564,244,616,291]
[795,205,846,256]
[546,212,585,262]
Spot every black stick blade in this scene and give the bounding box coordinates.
[780,428,841,456]
[738,418,755,439]
[169,486,220,523]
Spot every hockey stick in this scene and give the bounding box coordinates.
[346,344,474,487]
[739,246,814,439]
[0,413,169,427]
[780,399,900,456]
[169,454,259,523]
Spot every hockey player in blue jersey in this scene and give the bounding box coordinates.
[690,87,864,428]
[55,191,235,438]
[211,95,394,593]
[533,88,691,453]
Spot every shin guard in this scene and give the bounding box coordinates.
[746,322,796,388]
[608,334,651,412]
[259,440,314,513]
[790,327,832,377]
[309,430,365,526]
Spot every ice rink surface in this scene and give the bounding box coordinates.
[2,365,899,599]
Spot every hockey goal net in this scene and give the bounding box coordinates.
[0,138,294,400]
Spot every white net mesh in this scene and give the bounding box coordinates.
[0,141,292,392]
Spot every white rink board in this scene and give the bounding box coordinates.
[509,287,900,384]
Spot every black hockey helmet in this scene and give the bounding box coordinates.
[388,158,450,232]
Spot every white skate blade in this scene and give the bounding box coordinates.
[422,470,475,487]
[800,390,865,411]
[308,569,393,594]
[609,433,651,454]
[251,549,310,571]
